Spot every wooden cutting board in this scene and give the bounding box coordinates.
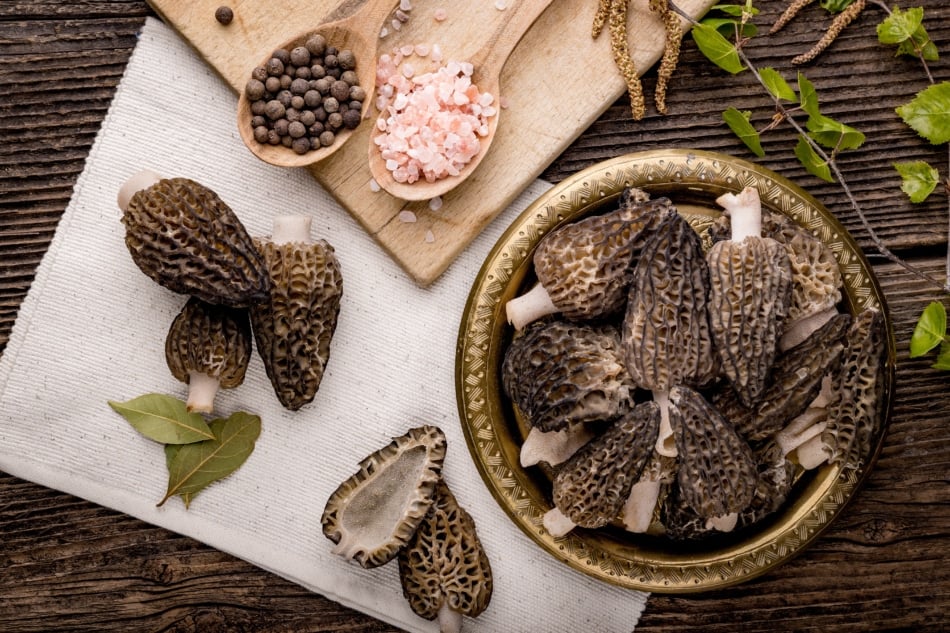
[146,0,716,285]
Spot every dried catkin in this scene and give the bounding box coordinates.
[792,0,867,65]
[770,0,816,34]
[608,0,646,121]
[651,0,682,115]
[593,0,611,38]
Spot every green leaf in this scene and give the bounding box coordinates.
[794,135,834,182]
[806,114,866,150]
[109,394,214,445]
[701,17,757,39]
[159,411,262,507]
[820,0,855,12]
[896,82,950,145]
[163,445,193,508]
[760,67,797,102]
[898,38,940,62]
[709,3,755,17]
[933,342,950,370]
[691,23,745,74]
[723,107,765,157]
[876,6,923,45]
[894,160,940,202]
[798,73,820,119]
[910,301,947,357]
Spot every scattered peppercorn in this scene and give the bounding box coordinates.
[245,38,365,154]
[214,6,233,25]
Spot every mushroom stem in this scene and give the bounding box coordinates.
[621,479,662,533]
[437,603,463,633]
[271,215,313,245]
[520,424,595,468]
[653,389,677,457]
[776,407,827,457]
[186,371,220,414]
[542,506,576,538]
[505,283,559,331]
[791,433,832,469]
[780,307,839,351]
[117,169,163,212]
[716,186,762,242]
[705,512,738,532]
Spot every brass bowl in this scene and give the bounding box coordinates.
[455,149,895,593]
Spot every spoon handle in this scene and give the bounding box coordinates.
[472,0,556,71]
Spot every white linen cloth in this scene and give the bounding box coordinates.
[0,17,649,632]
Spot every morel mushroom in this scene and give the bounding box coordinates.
[669,385,756,531]
[321,425,446,569]
[165,296,252,413]
[794,308,888,471]
[398,479,493,633]
[502,320,633,433]
[621,210,718,457]
[737,439,797,528]
[506,188,670,330]
[251,216,343,411]
[543,401,660,537]
[711,312,850,442]
[118,171,271,308]
[707,186,793,407]
[519,423,598,468]
[621,450,677,534]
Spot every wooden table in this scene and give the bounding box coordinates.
[2,1,948,631]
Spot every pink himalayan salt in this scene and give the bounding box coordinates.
[373,60,496,185]
[434,8,447,21]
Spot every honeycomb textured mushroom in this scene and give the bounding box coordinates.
[251,216,343,411]
[544,401,660,536]
[398,479,492,633]
[622,451,677,534]
[669,385,756,528]
[707,187,793,406]
[321,425,446,569]
[660,479,721,540]
[711,312,851,442]
[505,188,670,330]
[621,210,718,457]
[502,320,633,433]
[738,439,797,528]
[119,173,271,308]
[164,296,252,413]
[820,308,888,470]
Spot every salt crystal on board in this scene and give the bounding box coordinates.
[399,210,417,223]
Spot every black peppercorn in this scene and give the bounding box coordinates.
[319,130,336,147]
[337,49,357,70]
[264,100,286,120]
[253,125,269,143]
[272,49,291,64]
[288,121,307,139]
[310,64,326,79]
[279,74,293,90]
[251,115,266,128]
[304,90,322,108]
[267,129,281,145]
[300,110,317,127]
[324,54,339,69]
[313,78,332,95]
[290,78,310,96]
[349,85,366,102]
[250,100,266,116]
[214,6,233,25]
[306,34,327,56]
[327,112,343,131]
[245,79,265,101]
[342,108,362,130]
[266,58,284,76]
[290,95,305,110]
[295,66,311,80]
[252,66,268,82]
[264,76,281,94]
[341,70,359,86]
[273,118,290,136]
[290,46,311,67]
[323,97,340,113]
[292,137,311,154]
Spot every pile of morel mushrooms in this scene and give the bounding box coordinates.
[503,186,887,541]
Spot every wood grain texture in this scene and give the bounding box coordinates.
[146,0,718,285]
[2,1,949,632]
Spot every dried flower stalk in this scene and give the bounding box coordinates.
[651,0,683,115]
[593,0,611,38]
[770,0,816,34]
[792,0,868,65]
[607,0,647,120]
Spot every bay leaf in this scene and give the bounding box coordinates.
[163,445,194,508]
[158,411,262,507]
[109,393,214,445]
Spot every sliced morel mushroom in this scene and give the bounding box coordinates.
[118,171,271,308]
[398,479,492,633]
[660,480,721,540]
[164,296,252,413]
[711,312,851,442]
[506,188,670,329]
[621,210,718,457]
[543,401,660,537]
[502,320,632,433]
[251,216,343,411]
[794,308,888,471]
[707,186,793,407]
[669,385,756,530]
[321,425,446,569]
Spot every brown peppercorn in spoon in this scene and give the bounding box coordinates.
[236,0,397,168]
[368,0,555,201]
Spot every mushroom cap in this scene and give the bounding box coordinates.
[122,177,271,307]
[552,400,660,529]
[250,237,343,411]
[822,308,887,470]
[622,211,718,391]
[660,479,719,541]
[398,479,493,621]
[532,191,671,321]
[738,439,797,528]
[669,385,757,519]
[711,312,851,442]
[165,296,252,389]
[321,425,447,569]
[501,320,633,432]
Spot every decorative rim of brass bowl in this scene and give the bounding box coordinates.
[455,149,896,593]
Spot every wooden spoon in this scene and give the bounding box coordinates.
[236,0,397,169]
[368,0,555,201]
